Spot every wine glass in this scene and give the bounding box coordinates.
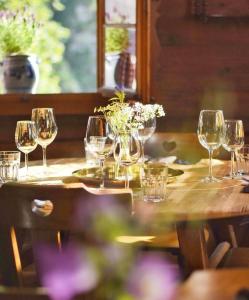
[197,110,224,183]
[114,130,141,188]
[85,116,114,188]
[222,120,244,179]
[15,121,38,177]
[31,108,58,173]
[138,117,156,164]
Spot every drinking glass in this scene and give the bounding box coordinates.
[114,130,141,188]
[85,115,114,188]
[197,110,224,183]
[31,108,58,172]
[142,163,168,202]
[222,120,244,179]
[15,121,38,177]
[138,117,156,164]
[0,151,20,182]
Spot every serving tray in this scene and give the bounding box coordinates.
[72,163,183,188]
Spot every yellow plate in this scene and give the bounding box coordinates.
[72,163,183,188]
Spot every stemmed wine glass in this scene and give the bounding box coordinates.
[85,115,114,189]
[31,108,58,173]
[222,120,244,179]
[197,110,225,183]
[15,121,38,177]
[114,130,141,188]
[138,117,156,164]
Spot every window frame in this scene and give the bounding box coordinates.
[97,0,150,101]
[0,0,150,116]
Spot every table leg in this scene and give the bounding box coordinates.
[176,222,209,275]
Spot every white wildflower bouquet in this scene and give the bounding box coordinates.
[95,90,165,133]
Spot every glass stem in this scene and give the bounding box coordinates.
[141,141,145,165]
[208,149,213,179]
[125,166,129,189]
[231,151,235,178]
[42,146,47,170]
[24,153,28,176]
[115,161,120,179]
[99,159,105,188]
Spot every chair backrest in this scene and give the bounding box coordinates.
[0,183,132,230]
[0,182,132,287]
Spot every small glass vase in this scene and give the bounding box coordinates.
[114,130,141,188]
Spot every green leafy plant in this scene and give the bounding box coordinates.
[0,9,40,57]
[105,27,129,53]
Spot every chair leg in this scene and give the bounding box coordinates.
[0,227,22,286]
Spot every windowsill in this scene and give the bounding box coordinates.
[98,86,137,98]
[0,93,106,116]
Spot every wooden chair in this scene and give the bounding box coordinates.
[178,220,249,275]
[0,182,132,287]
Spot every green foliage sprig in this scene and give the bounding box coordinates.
[95,90,133,133]
[95,90,165,133]
[0,9,40,57]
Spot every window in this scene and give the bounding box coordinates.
[98,0,150,100]
[52,0,97,93]
[103,0,136,90]
[0,0,150,114]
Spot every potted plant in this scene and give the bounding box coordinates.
[105,26,132,88]
[0,9,40,93]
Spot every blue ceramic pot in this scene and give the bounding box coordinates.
[3,55,39,93]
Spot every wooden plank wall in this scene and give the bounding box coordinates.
[151,0,249,135]
[0,114,89,160]
[0,94,105,160]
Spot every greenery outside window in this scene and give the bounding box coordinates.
[0,0,150,115]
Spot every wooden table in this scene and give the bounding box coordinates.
[4,157,249,273]
[15,157,249,221]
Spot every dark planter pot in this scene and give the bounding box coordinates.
[3,55,39,93]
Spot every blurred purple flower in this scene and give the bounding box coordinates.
[102,243,126,269]
[73,195,131,243]
[127,253,179,300]
[115,84,124,91]
[105,12,110,21]
[35,243,99,300]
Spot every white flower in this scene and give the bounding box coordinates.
[95,91,165,133]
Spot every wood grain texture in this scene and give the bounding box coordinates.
[0,93,104,116]
[2,158,249,276]
[176,268,249,300]
[151,0,249,132]
[0,171,132,286]
[5,157,249,223]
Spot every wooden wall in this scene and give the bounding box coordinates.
[151,0,249,134]
[0,115,88,160]
[0,94,103,160]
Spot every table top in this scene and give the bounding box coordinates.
[6,157,249,222]
[176,268,249,300]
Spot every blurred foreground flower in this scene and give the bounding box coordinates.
[35,243,99,300]
[74,195,132,243]
[127,253,179,300]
